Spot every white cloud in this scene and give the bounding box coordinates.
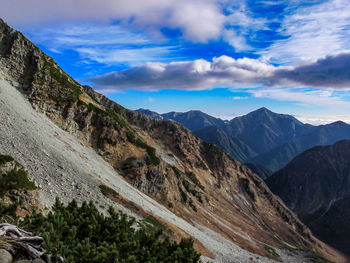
[260,0,350,64]
[76,46,177,66]
[89,55,275,90]
[25,23,178,66]
[223,1,268,51]
[0,0,225,43]
[89,52,350,90]
[232,96,249,100]
[296,114,350,125]
[250,88,350,107]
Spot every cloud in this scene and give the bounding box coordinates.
[250,88,350,107]
[272,52,350,88]
[260,0,350,64]
[0,0,225,43]
[232,96,249,100]
[89,55,275,90]
[88,52,350,91]
[76,46,177,66]
[295,114,350,125]
[25,23,178,66]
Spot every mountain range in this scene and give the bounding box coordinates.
[0,17,346,262]
[137,108,350,173]
[267,140,350,256]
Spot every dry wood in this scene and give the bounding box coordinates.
[0,223,45,258]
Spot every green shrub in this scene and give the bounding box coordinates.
[187,172,204,190]
[0,154,14,165]
[171,166,182,178]
[0,201,18,219]
[126,134,160,166]
[179,187,188,203]
[20,199,200,263]
[0,168,36,195]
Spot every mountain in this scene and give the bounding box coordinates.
[136,108,163,120]
[252,121,350,171]
[245,163,274,180]
[226,107,313,156]
[193,125,256,162]
[139,107,350,174]
[0,18,347,262]
[136,109,226,131]
[266,140,350,256]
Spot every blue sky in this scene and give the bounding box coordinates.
[1,0,350,124]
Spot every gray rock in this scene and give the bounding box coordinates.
[0,249,13,263]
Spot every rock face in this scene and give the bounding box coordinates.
[267,140,350,256]
[0,18,347,262]
[0,249,12,263]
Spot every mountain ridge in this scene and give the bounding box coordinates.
[0,18,347,263]
[138,108,350,173]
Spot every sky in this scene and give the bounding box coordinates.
[1,0,350,124]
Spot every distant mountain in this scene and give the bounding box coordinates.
[193,125,256,162]
[266,140,350,255]
[226,107,312,155]
[138,107,350,174]
[136,109,226,131]
[252,121,350,171]
[136,108,163,120]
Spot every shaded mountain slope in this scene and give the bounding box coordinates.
[266,140,350,256]
[0,18,347,262]
[193,125,256,162]
[253,121,350,171]
[245,163,274,180]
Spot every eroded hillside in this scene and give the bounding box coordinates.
[0,18,347,263]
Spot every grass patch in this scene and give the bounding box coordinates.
[41,55,82,103]
[187,172,204,190]
[142,215,166,232]
[99,184,119,197]
[306,250,333,263]
[127,133,160,166]
[264,245,281,260]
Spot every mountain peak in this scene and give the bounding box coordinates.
[248,107,274,116]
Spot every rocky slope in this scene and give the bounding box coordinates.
[266,140,350,256]
[0,18,347,263]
